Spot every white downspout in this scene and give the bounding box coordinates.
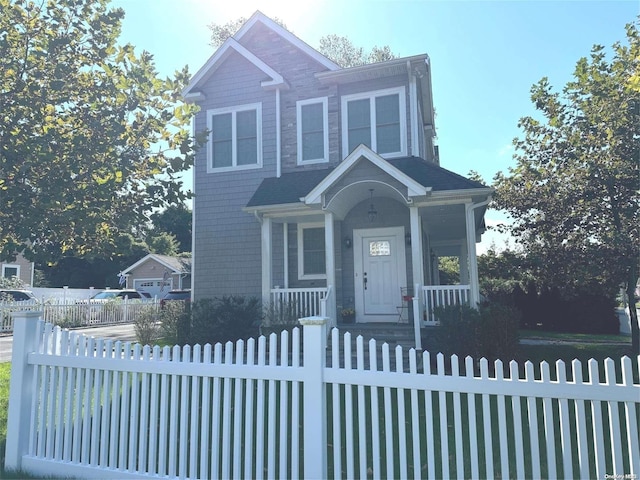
[276,87,282,178]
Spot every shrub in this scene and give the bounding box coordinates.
[189,296,260,346]
[262,299,299,333]
[159,301,190,345]
[134,305,161,346]
[433,303,520,362]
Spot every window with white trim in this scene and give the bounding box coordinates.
[2,265,19,279]
[297,97,329,164]
[297,223,326,280]
[207,103,262,172]
[341,87,406,158]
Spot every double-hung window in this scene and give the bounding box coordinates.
[207,103,262,172]
[297,223,326,280]
[341,87,406,158]
[297,97,329,164]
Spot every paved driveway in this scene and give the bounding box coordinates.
[0,323,137,363]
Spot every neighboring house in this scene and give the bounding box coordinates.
[184,11,492,329]
[121,254,191,299]
[1,253,35,286]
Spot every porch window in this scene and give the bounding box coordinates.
[342,86,406,158]
[297,224,326,280]
[297,97,329,164]
[207,103,262,172]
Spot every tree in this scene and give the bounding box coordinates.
[494,19,640,352]
[208,18,397,68]
[317,35,397,67]
[0,0,200,265]
[150,203,192,252]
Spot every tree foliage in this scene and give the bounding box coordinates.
[0,0,200,264]
[150,203,192,252]
[208,18,397,68]
[493,19,640,351]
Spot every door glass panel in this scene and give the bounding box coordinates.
[369,240,390,256]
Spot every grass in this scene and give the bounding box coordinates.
[0,331,636,478]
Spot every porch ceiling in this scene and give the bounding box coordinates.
[423,204,467,241]
[324,180,411,220]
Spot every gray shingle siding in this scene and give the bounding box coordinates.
[192,53,278,300]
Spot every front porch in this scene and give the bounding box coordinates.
[247,146,492,349]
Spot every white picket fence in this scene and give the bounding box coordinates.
[6,311,640,479]
[0,299,158,333]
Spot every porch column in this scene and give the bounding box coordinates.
[465,203,480,306]
[324,212,336,320]
[283,223,289,288]
[261,216,273,304]
[409,206,424,287]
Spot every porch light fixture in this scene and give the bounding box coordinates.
[367,189,377,223]
[344,236,352,249]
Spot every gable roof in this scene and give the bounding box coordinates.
[182,11,338,100]
[122,254,191,275]
[183,37,287,100]
[246,155,489,209]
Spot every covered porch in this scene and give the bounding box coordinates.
[246,146,492,348]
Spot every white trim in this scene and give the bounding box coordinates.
[296,97,329,165]
[297,223,327,280]
[409,74,419,157]
[2,264,20,279]
[206,102,263,173]
[341,86,407,159]
[276,88,282,178]
[182,38,286,98]
[304,144,427,206]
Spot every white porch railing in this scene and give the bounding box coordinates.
[270,287,329,318]
[420,285,471,324]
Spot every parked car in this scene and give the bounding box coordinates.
[90,289,149,302]
[160,289,191,309]
[0,289,37,303]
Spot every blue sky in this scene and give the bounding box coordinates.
[111,0,638,252]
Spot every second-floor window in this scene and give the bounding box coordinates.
[297,97,329,164]
[207,103,262,172]
[341,87,407,158]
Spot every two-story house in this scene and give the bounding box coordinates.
[184,12,492,344]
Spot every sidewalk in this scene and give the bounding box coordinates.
[0,323,137,363]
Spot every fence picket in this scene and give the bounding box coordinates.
[423,351,436,480]
[464,357,478,480]
[450,354,464,480]
[345,333,355,480]
[605,358,624,475]
[267,334,277,480]
[622,356,639,476]
[331,328,342,480]
[243,339,255,479]
[147,345,161,475]
[168,345,180,477]
[480,358,494,479]
[495,360,509,480]
[396,346,408,480]
[509,360,525,480]
[356,335,368,480]
[382,343,394,480]
[291,328,301,480]
[589,358,606,478]
[234,340,244,480]
[555,360,573,479]
[369,339,381,480]
[157,346,170,476]
[438,353,450,480]
[524,361,541,479]
[254,336,266,479]
[98,339,112,467]
[409,350,420,480]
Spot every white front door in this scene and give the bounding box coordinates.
[354,227,407,322]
